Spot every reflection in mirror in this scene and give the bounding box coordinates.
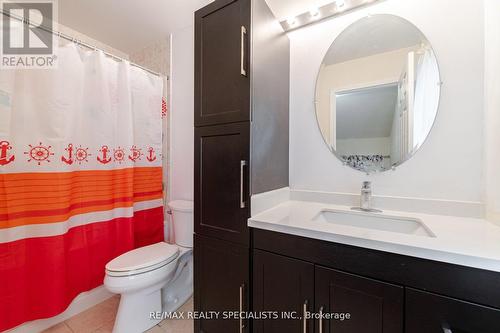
[315,15,441,173]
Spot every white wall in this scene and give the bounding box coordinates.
[170,26,195,202]
[289,0,484,203]
[169,0,213,202]
[484,0,500,224]
[57,24,129,59]
[130,39,171,76]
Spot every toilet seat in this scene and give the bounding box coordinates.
[106,242,179,277]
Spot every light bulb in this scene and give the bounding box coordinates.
[309,8,320,19]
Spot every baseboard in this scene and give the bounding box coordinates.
[7,286,114,333]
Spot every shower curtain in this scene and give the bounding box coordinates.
[0,43,164,331]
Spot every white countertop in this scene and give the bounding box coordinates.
[248,200,500,273]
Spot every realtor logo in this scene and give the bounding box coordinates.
[1,0,57,68]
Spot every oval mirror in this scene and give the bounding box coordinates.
[315,14,441,173]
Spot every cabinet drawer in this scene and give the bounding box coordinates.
[406,288,500,333]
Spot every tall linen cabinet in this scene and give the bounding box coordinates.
[193,0,290,331]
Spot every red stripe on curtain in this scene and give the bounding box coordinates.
[0,206,164,332]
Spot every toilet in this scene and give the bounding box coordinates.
[104,200,194,333]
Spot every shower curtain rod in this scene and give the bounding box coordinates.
[1,10,167,79]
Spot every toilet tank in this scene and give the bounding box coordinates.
[168,200,194,248]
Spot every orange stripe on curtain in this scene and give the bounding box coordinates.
[0,192,162,225]
[0,178,160,192]
[0,189,160,211]
[0,167,162,229]
[0,183,161,206]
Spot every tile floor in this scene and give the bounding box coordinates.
[42,296,193,333]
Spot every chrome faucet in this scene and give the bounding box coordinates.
[352,181,382,213]
[360,181,372,210]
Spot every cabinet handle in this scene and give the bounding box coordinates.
[240,160,247,208]
[240,284,245,333]
[240,25,247,76]
[318,306,324,333]
[303,300,309,333]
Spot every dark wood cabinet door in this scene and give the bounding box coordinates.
[315,266,403,333]
[194,122,250,245]
[253,250,314,333]
[194,234,249,333]
[195,0,251,127]
[406,288,500,333]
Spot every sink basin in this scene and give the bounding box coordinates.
[313,209,435,237]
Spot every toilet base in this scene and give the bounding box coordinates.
[113,289,162,333]
[106,247,193,332]
[162,249,194,313]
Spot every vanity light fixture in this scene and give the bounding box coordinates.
[280,0,381,32]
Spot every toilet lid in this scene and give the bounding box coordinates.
[106,242,179,274]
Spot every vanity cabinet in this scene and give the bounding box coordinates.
[315,266,403,333]
[253,250,314,333]
[252,229,500,333]
[194,0,289,331]
[406,288,500,333]
[253,249,403,333]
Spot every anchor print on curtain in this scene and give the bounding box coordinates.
[0,43,164,331]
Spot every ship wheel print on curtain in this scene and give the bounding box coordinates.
[114,146,125,163]
[128,145,142,162]
[24,142,54,165]
[75,146,91,164]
